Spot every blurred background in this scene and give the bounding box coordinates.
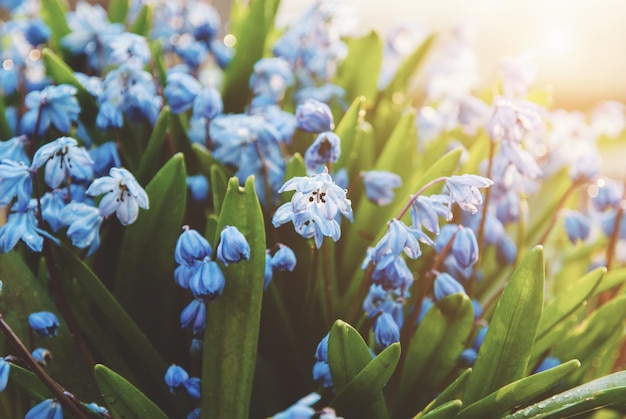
[276,0,626,112]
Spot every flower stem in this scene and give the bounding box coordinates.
[476,139,496,250]
[0,314,92,419]
[394,176,450,221]
[537,180,584,246]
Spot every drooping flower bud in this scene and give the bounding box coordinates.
[216,225,250,266]
[28,312,59,338]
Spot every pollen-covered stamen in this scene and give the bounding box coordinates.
[308,189,327,204]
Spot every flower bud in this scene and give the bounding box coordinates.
[563,210,591,244]
[460,348,477,366]
[362,170,402,206]
[216,226,250,265]
[28,312,59,338]
[373,312,400,348]
[304,131,341,172]
[188,259,226,301]
[184,377,201,399]
[175,226,212,266]
[31,348,52,366]
[271,245,297,272]
[296,99,334,133]
[25,399,62,419]
[180,299,206,335]
[165,365,189,393]
[452,227,479,268]
[0,357,9,392]
[433,273,466,301]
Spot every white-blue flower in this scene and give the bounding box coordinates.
[86,167,149,226]
[31,136,94,189]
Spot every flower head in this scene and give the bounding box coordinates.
[434,273,466,301]
[188,258,226,302]
[362,170,402,206]
[20,85,81,136]
[180,299,206,335]
[165,364,189,393]
[31,136,94,189]
[296,99,334,133]
[87,167,149,226]
[58,202,104,255]
[216,226,250,266]
[304,131,341,173]
[31,348,52,366]
[444,174,494,214]
[271,244,297,272]
[0,357,10,392]
[175,226,213,266]
[0,159,33,211]
[25,399,63,419]
[28,311,60,337]
[373,312,400,349]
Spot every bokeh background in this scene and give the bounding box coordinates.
[276,0,626,112]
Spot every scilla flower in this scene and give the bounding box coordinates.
[362,170,402,206]
[87,167,149,226]
[271,244,297,272]
[31,136,94,189]
[58,202,104,255]
[0,160,33,211]
[444,175,494,214]
[296,99,334,133]
[31,348,52,366]
[28,312,60,338]
[304,131,341,173]
[20,84,81,137]
[180,299,206,335]
[273,169,352,248]
[165,364,189,393]
[0,357,10,392]
[434,273,466,301]
[25,399,63,419]
[312,334,332,388]
[373,312,400,349]
[216,226,250,266]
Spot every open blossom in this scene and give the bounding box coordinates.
[272,169,352,248]
[31,136,94,189]
[86,167,149,226]
[444,174,494,214]
[20,84,81,136]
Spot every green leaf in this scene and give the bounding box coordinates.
[0,252,99,401]
[537,267,605,339]
[136,106,171,184]
[328,319,375,390]
[335,96,367,171]
[505,370,626,419]
[201,177,266,419]
[330,342,400,417]
[222,0,279,113]
[420,400,463,419]
[594,267,626,295]
[115,154,187,358]
[94,364,168,419]
[0,97,13,139]
[395,294,474,418]
[149,41,168,87]
[210,164,229,216]
[335,31,383,105]
[458,359,580,418]
[415,368,472,418]
[129,4,152,36]
[108,0,130,23]
[40,0,70,52]
[463,246,545,405]
[8,364,52,402]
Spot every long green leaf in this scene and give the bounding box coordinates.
[420,400,463,419]
[463,246,545,405]
[136,106,171,184]
[415,369,472,418]
[115,154,187,358]
[94,364,168,419]
[108,0,130,23]
[201,176,266,419]
[129,4,152,36]
[330,342,400,417]
[395,293,474,418]
[8,364,52,402]
[458,359,580,418]
[505,371,626,419]
[40,0,70,52]
[335,31,383,105]
[334,96,367,172]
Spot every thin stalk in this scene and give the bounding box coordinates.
[537,180,583,246]
[0,314,92,419]
[476,139,496,250]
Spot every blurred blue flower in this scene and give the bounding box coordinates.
[0,159,33,211]
[28,311,59,338]
[534,356,561,374]
[273,170,353,248]
[592,178,622,211]
[186,175,210,201]
[460,348,477,366]
[188,258,226,302]
[296,99,334,133]
[313,334,332,388]
[193,87,223,120]
[31,348,51,366]
[496,234,518,266]
[24,19,51,46]
[87,167,149,226]
[271,245,297,272]
[21,84,81,137]
[434,272,466,301]
[451,227,479,269]
[0,210,47,253]
[264,252,273,290]
[106,32,151,68]
[0,135,29,165]
[434,224,459,254]
[417,297,434,323]
[249,102,297,144]
[304,131,341,173]
[0,357,9,392]
[563,210,591,244]
[165,364,189,393]
[216,226,250,265]
[249,57,294,103]
[410,194,452,235]
[373,312,400,349]
[371,253,414,290]
[187,408,201,419]
[174,36,209,68]
[25,399,62,419]
[31,136,94,189]
[164,72,202,114]
[85,402,109,416]
[444,175,494,214]
[180,299,206,335]
[89,141,121,177]
[175,226,213,266]
[273,392,321,419]
[362,170,402,206]
[184,377,201,399]
[58,202,104,255]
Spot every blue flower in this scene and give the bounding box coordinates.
[451,227,479,269]
[304,131,341,173]
[0,159,33,211]
[31,348,51,366]
[89,141,121,177]
[362,170,402,206]
[180,299,206,335]
[472,326,488,350]
[87,167,149,226]
[187,408,201,419]
[0,135,29,164]
[434,224,459,254]
[410,194,452,235]
[58,202,104,255]
[264,252,274,290]
[371,253,414,290]
[188,258,226,302]
[434,273,466,301]
[184,377,201,399]
[373,312,400,349]
[164,72,202,114]
[273,169,353,248]
[271,245,297,272]
[20,84,81,137]
[192,87,223,120]
[186,175,210,201]
[174,36,209,69]
[106,32,151,68]
[273,393,320,419]
[175,226,212,266]
[165,364,189,393]
[0,357,10,392]
[0,210,46,253]
[592,178,622,211]
[190,2,221,42]
[25,399,63,419]
[563,210,591,244]
[249,102,297,144]
[249,57,294,102]
[370,219,431,270]
[460,348,477,366]
[216,226,250,266]
[24,19,51,46]
[313,334,332,388]
[417,297,434,323]
[85,403,109,416]
[31,136,94,189]
[28,311,59,337]
[444,175,494,214]
[534,356,561,374]
[296,99,334,133]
